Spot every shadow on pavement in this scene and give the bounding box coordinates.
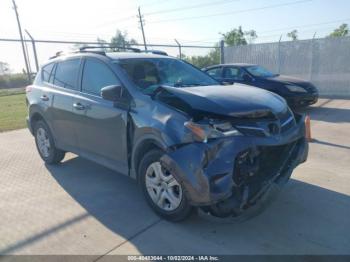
[2,156,348,255]
[312,139,350,150]
[297,105,350,123]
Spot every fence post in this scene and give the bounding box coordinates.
[220,40,225,64]
[174,39,182,59]
[309,32,317,82]
[25,30,39,73]
[278,35,282,74]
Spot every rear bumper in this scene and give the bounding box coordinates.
[161,114,308,220]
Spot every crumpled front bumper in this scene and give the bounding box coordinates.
[160,115,308,220]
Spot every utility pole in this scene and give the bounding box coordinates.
[12,0,31,81]
[137,7,147,51]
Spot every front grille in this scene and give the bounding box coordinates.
[236,126,266,137]
[233,109,296,138]
[233,141,296,191]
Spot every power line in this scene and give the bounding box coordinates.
[258,18,350,34]
[144,0,241,16]
[147,0,313,24]
[96,0,241,27]
[183,18,350,42]
[98,0,171,21]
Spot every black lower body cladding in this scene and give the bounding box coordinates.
[160,114,308,219]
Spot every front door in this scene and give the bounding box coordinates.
[222,66,245,84]
[73,58,129,174]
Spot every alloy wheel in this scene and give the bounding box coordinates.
[36,127,51,158]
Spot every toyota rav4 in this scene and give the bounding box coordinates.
[26,47,308,221]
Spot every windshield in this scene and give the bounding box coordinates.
[246,66,277,78]
[116,58,218,94]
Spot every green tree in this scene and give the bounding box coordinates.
[96,30,138,51]
[328,23,349,37]
[110,30,137,48]
[287,30,298,41]
[183,26,257,68]
[221,26,257,46]
[182,47,220,68]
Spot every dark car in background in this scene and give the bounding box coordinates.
[203,63,319,108]
[26,49,308,222]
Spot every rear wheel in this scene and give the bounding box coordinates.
[34,120,65,164]
[139,149,192,221]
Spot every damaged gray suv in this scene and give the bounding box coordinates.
[26,47,308,221]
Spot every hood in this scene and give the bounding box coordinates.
[268,75,311,87]
[157,84,287,118]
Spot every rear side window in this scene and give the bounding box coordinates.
[82,59,120,95]
[41,63,55,83]
[206,67,221,78]
[52,59,80,90]
[223,67,243,80]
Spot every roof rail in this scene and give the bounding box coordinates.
[79,45,141,53]
[49,45,142,60]
[49,51,64,59]
[142,50,168,56]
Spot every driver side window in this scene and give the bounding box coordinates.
[82,59,121,95]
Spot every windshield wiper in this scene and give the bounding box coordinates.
[173,83,202,87]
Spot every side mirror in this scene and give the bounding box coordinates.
[101,85,123,102]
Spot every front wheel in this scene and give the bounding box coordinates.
[139,149,193,221]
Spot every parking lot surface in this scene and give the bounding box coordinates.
[0,99,349,257]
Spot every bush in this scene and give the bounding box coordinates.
[0,73,31,89]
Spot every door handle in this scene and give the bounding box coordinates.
[40,95,49,101]
[73,102,85,110]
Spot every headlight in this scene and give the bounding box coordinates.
[184,121,242,143]
[285,85,307,93]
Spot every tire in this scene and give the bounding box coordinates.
[139,149,193,221]
[34,120,65,165]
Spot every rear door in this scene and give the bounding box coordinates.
[47,58,82,152]
[72,57,129,174]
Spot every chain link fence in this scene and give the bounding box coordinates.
[0,38,219,78]
[224,36,350,97]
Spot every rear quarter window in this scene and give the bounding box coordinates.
[41,63,55,83]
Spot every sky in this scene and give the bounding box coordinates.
[1,0,350,72]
